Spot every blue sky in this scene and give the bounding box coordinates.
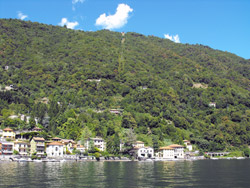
[0,0,249,59]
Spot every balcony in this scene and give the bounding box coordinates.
[37,152,44,155]
[19,151,28,155]
[36,143,45,147]
[2,150,13,154]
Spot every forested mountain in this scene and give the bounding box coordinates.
[1,19,250,152]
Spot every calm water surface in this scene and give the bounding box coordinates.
[0,160,250,188]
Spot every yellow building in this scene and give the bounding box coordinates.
[2,128,16,139]
[30,137,45,157]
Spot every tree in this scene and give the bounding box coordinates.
[122,112,137,128]
[122,128,136,154]
[152,135,159,152]
[106,132,120,155]
[80,126,93,145]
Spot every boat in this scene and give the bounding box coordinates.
[33,159,42,162]
[17,158,28,162]
[211,157,219,160]
[236,157,245,160]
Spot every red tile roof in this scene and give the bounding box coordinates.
[168,144,184,148]
[47,141,63,146]
[159,146,174,150]
[33,137,45,141]
[3,128,13,131]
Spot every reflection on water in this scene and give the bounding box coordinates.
[0,160,249,188]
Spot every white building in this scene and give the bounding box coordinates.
[86,137,106,151]
[159,146,175,159]
[209,102,216,108]
[137,147,154,158]
[159,144,185,159]
[14,141,30,156]
[183,140,193,151]
[133,141,144,148]
[46,142,64,157]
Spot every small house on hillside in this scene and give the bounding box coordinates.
[32,127,43,132]
[2,128,16,139]
[52,137,62,142]
[109,109,123,115]
[183,140,193,151]
[133,141,145,148]
[209,102,216,108]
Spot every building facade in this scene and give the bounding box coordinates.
[133,141,144,148]
[30,137,45,157]
[14,141,30,156]
[137,147,154,158]
[1,141,14,155]
[2,128,16,139]
[159,144,185,159]
[183,140,193,151]
[159,146,175,159]
[86,137,106,151]
[46,142,64,157]
[168,144,185,159]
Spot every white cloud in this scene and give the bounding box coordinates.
[72,0,85,4]
[95,3,133,30]
[72,0,85,11]
[164,34,180,43]
[59,18,79,29]
[17,11,28,20]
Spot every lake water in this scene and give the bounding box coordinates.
[0,160,250,188]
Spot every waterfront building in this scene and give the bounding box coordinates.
[2,128,16,139]
[159,144,185,159]
[132,146,154,158]
[85,137,106,151]
[1,141,14,155]
[30,137,45,157]
[183,140,193,151]
[14,141,30,156]
[159,146,175,159]
[168,144,185,159]
[46,142,64,157]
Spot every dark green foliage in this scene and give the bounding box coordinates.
[0,19,250,152]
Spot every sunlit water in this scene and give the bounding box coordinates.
[0,160,249,187]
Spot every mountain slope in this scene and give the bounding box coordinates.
[0,19,250,152]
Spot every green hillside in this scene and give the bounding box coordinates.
[1,19,250,153]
